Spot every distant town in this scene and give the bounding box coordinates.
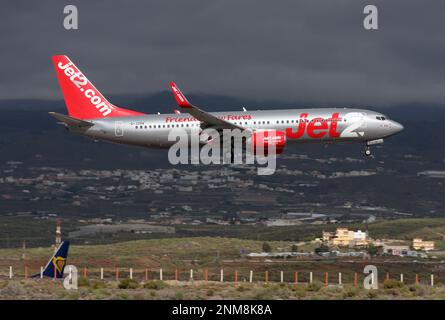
[1,144,445,248]
[246,227,438,260]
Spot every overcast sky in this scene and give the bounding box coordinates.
[1,0,444,106]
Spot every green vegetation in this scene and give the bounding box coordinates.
[307,281,323,292]
[262,242,272,253]
[90,280,107,290]
[383,279,404,289]
[367,244,379,256]
[143,280,168,290]
[77,277,90,287]
[315,244,330,254]
[343,286,359,298]
[118,278,140,289]
[2,216,445,249]
[1,279,445,300]
[175,218,445,248]
[175,291,184,300]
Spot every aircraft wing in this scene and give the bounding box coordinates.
[169,82,245,131]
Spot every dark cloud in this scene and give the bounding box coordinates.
[0,0,444,106]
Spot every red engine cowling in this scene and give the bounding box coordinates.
[251,130,286,155]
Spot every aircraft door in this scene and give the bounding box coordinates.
[115,121,124,137]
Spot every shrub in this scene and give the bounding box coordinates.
[409,285,426,296]
[253,288,274,300]
[293,287,307,298]
[90,280,107,290]
[367,244,379,256]
[118,278,140,289]
[78,277,90,287]
[118,293,129,300]
[307,281,323,292]
[237,285,248,292]
[367,290,379,299]
[343,287,358,298]
[262,242,272,253]
[143,280,167,290]
[175,291,184,300]
[383,279,404,289]
[315,244,330,254]
[386,288,400,296]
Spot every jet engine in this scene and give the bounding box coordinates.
[250,130,286,155]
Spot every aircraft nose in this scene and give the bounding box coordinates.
[392,121,404,134]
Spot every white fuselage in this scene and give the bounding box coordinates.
[77,108,403,149]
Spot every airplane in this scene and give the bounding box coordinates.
[32,240,69,279]
[49,55,404,158]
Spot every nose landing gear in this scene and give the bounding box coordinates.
[364,139,384,157]
[364,146,372,157]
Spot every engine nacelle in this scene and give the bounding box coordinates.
[251,130,286,155]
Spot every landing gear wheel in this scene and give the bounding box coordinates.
[364,147,372,157]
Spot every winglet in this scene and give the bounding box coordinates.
[169,82,193,108]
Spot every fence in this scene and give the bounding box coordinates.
[0,266,438,287]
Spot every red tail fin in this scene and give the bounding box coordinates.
[52,55,144,119]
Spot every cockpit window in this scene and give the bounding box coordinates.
[376,116,387,121]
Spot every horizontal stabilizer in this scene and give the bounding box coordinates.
[49,112,94,128]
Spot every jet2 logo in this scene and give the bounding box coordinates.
[285,112,341,139]
[285,112,367,140]
[58,61,113,116]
